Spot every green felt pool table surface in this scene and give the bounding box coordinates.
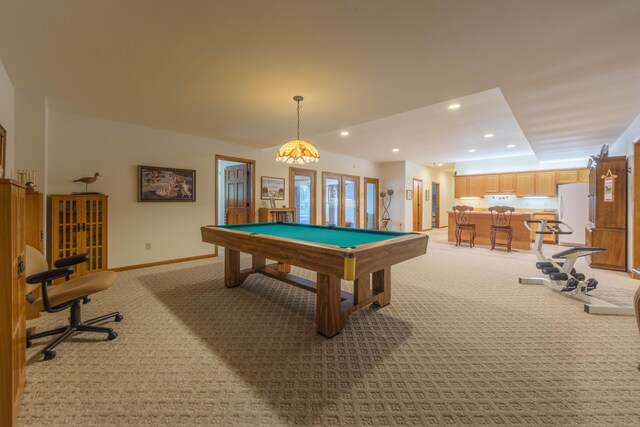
[218,222,410,247]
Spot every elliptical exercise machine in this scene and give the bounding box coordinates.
[519,219,635,315]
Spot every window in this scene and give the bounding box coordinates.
[364,177,379,229]
[289,168,316,224]
[322,172,360,227]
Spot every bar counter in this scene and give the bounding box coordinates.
[447,211,533,250]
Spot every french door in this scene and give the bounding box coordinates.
[289,167,316,224]
[364,177,379,229]
[322,172,360,227]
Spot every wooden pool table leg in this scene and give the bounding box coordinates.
[316,273,344,338]
[372,267,391,307]
[224,249,243,288]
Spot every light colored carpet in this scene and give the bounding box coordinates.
[19,229,640,425]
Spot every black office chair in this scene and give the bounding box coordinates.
[25,245,123,360]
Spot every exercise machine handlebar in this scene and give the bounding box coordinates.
[523,219,574,235]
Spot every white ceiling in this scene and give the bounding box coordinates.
[0,0,639,164]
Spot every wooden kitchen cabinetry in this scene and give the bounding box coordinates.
[499,174,516,193]
[468,176,483,197]
[535,171,557,197]
[556,169,578,184]
[0,180,26,427]
[49,194,108,278]
[516,173,535,196]
[585,156,627,271]
[454,176,469,198]
[483,175,500,193]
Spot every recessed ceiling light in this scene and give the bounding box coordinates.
[448,103,461,110]
[507,144,516,148]
[340,131,349,136]
[468,149,476,153]
[437,163,443,166]
[484,133,494,138]
[392,148,400,152]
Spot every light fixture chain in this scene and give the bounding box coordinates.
[297,99,301,140]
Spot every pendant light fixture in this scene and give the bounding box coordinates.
[275,96,320,164]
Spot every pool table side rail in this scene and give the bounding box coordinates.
[201,226,428,279]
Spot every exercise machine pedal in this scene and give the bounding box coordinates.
[561,278,579,292]
[585,278,598,292]
[571,272,586,281]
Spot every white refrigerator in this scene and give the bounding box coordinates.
[557,183,589,245]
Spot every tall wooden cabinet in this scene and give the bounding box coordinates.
[0,180,26,427]
[25,191,44,253]
[49,194,108,278]
[258,207,296,223]
[585,156,627,271]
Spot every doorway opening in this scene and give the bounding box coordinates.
[364,177,379,229]
[322,172,360,227]
[289,167,316,224]
[412,178,423,231]
[634,138,639,277]
[431,182,440,228]
[215,155,255,225]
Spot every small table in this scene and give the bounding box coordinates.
[379,218,391,230]
[201,223,428,337]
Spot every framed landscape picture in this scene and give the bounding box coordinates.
[261,176,285,200]
[138,165,196,202]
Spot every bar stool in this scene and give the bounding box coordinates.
[452,205,476,247]
[489,206,515,252]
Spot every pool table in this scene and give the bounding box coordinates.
[201,223,428,337]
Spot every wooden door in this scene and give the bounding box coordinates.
[25,192,44,252]
[412,179,423,231]
[225,164,249,224]
[432,182,440,228]
[634,140,640,276]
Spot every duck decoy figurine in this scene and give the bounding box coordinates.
[73,172,101,193]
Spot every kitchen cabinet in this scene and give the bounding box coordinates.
[535,171,557,197]
[469,176,484,197]
[454,176,469,198]
[556,169,578,184]
[531,212,557,243]
[516,173,535,196]
[499,174,516,193]
[483,175,500,193]
[579,169,590,183]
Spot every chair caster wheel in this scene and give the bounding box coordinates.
[26,340,32,348]
[108,332,118,340]
[115,314,123,322]
[43,350,56,361]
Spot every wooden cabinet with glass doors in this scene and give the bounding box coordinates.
[49,194,108,278]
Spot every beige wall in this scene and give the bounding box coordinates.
[0,58,15,178]
[47,110,381,268]
[404,161,454,231]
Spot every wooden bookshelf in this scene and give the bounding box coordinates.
[258,207,296,223]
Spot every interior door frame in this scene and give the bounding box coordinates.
[322,172,343,226]
[364,177,379,229]
[633,138,640,278]
[432,181,440,228]
[215,154,256,227]
[322,172,360,227]
[412,178,423,231]
[289,167,317,224]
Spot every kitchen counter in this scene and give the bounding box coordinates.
[448,211,533,250]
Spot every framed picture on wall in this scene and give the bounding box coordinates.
[261,176,285,200]
[138,165,196,202]
[0,123,6,178]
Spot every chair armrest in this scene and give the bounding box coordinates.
[26,267,75,285]
[54,253,89,268]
